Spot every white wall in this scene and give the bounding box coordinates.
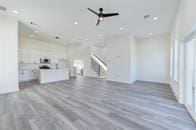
[137,34,170,84]
[91,46,107,62]
[104,34,137,84]
[170,0,196,102]
[0,16,19,94]
[130,36,138,83]
[19,37,68,63]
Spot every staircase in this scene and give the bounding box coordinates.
[90,54,107,77]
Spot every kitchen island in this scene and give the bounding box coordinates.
[38,68,69,84]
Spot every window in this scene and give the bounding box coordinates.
[184,37,196,116]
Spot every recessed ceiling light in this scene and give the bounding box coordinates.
[74,21,78,25]
[153,17,158,20]
[13,10,19,14]
[149,33,153,35]
[98,34,102,37]
[34,30,39,34]
[30,35,34,38]
[86,38,89,41]
[120,27,124,30]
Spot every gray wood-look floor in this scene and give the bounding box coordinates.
[0,77,196,130]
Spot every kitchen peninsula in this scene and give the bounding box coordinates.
[39,68,69,84]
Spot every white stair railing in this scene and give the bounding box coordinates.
[90,54,107,77]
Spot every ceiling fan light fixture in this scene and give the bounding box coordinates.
[99,17,104,21]
[87,8,119,26]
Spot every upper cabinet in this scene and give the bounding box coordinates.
[18,49,65,64]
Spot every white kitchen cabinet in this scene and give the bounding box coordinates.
[30,70,39,80]
[19,69,39,82]
[22,50,30,63]
[19,49,40,64]
[39,69,69,84]
[31,51,40,63]
[19,70,30,82]
[19,49,57,64]
[40,51,50,59]
[18,49,23,63]
[51,54,59,63]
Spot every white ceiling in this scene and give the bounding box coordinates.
[0,0,180,45]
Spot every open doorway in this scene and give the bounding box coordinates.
[73,59,84,76]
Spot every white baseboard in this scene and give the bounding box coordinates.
[169,79,180,103]
[106,79,134,85]
[0,87,19,95]
[185,104,196,122]
[136,78,169,84]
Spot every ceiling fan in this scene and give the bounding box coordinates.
[87,8,119,26]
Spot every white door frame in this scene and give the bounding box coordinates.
[179,25,196,121]
[178,42,185,104]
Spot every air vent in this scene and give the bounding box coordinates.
[144,14,150,19]
[30,22,37,26]
[0,5,6,11]
[55,36,60,39]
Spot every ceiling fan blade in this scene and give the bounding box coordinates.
[87,8,99,16]
[0,5,6,11]
[96,18,101,26]
[103,13,119,17]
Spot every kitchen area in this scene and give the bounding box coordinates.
[18,37,77,84]
[19,58,71,84]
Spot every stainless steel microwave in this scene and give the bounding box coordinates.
[40,58,50,64]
